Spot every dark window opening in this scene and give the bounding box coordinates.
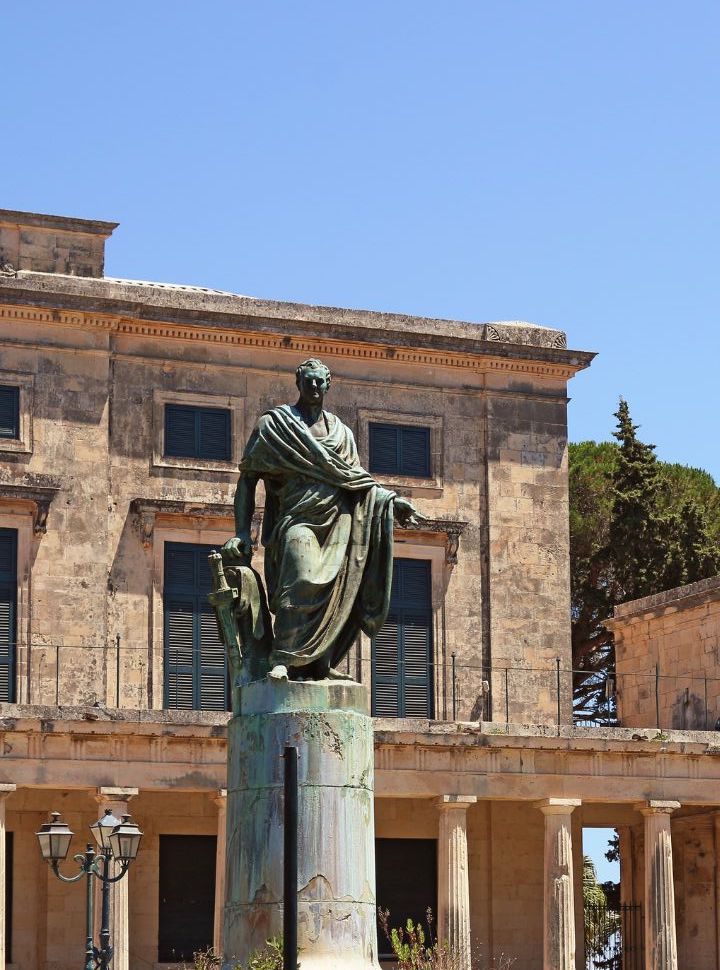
[5,832,12,964]
[158,834,216,963]
[164,404,231,461]
[0,530,17,703]
[368,423,431,478]
[0,387,19,440]
[372,559,433,718]
[375,838,437,961]
[164,543,228,711]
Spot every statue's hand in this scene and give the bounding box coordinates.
[393,496,426,529]
[222,533,253,564]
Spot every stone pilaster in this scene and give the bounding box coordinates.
[214,789,227,958]
[636,801,679,970]
[96,787,139,970]
[437,795,476,970]
[0,785,16,970]
[536,798,580,970]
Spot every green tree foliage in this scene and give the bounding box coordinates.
[571,400,720,719]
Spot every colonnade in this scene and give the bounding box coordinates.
[0,788,682,970]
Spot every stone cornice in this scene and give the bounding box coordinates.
[131,499,468,562]
[608,574,720,627]
[0,209,118,236]
[0,282,595,381]
[0,481,61,534]
[0,707,718,804]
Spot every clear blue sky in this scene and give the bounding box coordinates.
[5,2,719,478]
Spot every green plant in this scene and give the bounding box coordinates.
[188,937,293,970]
[379,909,515,970]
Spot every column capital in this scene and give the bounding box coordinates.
[438,795,477,811]
[536,797,581,816]
[95,787,139,805]
[0,785,16,800]
[635,800,680,817]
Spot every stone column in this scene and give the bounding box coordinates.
[213,789,227,957]
[224,678,380,969]
[636,801,679,970]
[437,795,476,970]
[96,787,139,970]
[536,798,580,970]
[0,785,16,970]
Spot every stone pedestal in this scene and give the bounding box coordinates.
[223,677,380,969]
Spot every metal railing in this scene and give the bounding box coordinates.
[19,640,720,733]
[584,902,643,970]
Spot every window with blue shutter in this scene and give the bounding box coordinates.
[372,558,433,718]
[0,530,17,703]
[158,835,215,962]
[0,387,19,440]
[163,543,228,711]
[368,423,430,478]
[164,404,231,461]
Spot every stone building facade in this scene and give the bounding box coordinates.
[0,208,717,970]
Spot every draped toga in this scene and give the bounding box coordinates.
[239,404,396,672]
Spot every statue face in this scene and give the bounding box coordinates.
[297,367,330,406]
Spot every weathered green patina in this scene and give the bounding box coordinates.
[210,358,422,687]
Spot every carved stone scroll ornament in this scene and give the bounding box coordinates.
[0,482,60,535]
[395,517,468,565]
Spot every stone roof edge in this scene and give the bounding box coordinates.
[0,271,596,367]
[1,706,718,754]
[0,209,119,236]
[609,573,720,625]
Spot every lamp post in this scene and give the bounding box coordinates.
[36,809,143,970]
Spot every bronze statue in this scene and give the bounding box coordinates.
[209,358,423,698]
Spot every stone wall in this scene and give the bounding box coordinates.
[0,260,591,723]
[612,575,720,730]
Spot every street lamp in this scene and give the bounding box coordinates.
[36,809,143,970]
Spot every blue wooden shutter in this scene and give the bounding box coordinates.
[0,387,19,440]
[198,408,231,461]
[164,543,228,710]
[369,424,400,474]
[0,530,17,703]
[165,405,231,461]
[369,423,430,477]
[372,559,432,717]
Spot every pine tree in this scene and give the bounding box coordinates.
[571,399,720,720]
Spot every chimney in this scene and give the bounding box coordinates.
[0,208,118,278]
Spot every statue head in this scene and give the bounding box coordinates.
[295,358,331,406]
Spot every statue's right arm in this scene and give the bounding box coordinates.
[222,473,258,561]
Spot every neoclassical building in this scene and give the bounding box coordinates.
[0,208,717,970]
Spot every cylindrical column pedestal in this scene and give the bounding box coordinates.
[224,678,380,969]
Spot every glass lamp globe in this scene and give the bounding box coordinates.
[91,809,122,852]
[35,812,74,862]
[108,815,143,865]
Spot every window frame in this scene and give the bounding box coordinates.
[0,373,34,456]
[357,408,443,494]
[162,541,230,712]
[164,403,232,462]
[152,389,244,474]
[371,557,434,719]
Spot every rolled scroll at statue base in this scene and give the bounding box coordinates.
[222,677,381,970]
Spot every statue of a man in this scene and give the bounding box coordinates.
[221,358,423,680]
